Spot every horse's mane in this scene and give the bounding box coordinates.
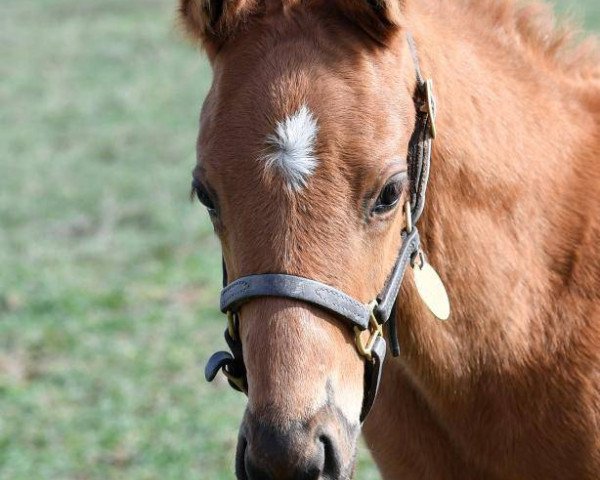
[453,0,599,78]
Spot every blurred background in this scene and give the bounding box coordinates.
[0,1,597,478]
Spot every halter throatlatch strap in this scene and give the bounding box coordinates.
[205,32,436,423]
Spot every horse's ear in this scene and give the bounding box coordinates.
[337,0,404,43]
[178,0,260,58]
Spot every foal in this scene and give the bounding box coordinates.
[180,0,600,478]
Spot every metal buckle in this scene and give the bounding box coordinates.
[227,311,237,341]
[223,312,246,393]
[404,201,413,233]
[411,248,425,269]
[354,301,383,362]
[421,78,437,139]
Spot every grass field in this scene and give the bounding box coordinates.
[0,1,597,479]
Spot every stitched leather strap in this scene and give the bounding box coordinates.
[406,31,434,226]
[219,228,419,335]
[221,274,372,331]
[205,351,233,382]
[360,335,386,421]
[374,228,420,323]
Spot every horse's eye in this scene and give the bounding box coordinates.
[372,175,405,215]
[192,181,217,214]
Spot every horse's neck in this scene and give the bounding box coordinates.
[364,6,599,476]
[396,4,599,381]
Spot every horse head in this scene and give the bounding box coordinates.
[181,1,433,477]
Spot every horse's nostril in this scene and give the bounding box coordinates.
[319,433,342,478]
[239,420,344,480]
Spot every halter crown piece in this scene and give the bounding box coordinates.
[205,33,437,422]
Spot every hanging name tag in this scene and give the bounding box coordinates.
[413,252,450,321]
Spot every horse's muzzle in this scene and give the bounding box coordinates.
[236,409,356,480]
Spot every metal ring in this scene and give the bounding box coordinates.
[425,79,437,139]
[411,249,425,269]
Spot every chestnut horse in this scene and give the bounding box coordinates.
[180,0,600,478]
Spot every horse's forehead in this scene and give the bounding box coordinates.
[198,34,411,193]
[200,66,320,172]
[201,66,394,164]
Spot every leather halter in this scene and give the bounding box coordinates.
[205,33,436,422]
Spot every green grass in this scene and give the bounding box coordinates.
[0,1,596,479]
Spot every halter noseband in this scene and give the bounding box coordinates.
[205,33,436,422]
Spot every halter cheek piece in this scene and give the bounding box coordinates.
[205,33,436,422]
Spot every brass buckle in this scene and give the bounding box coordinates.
[227,311,237,341]
[224,311,246,393]
[404,201,413,233]
[421,78,437,139]
[354,301,383,362]
[411,249,425,269]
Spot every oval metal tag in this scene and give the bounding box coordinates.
[413,260,450,320]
